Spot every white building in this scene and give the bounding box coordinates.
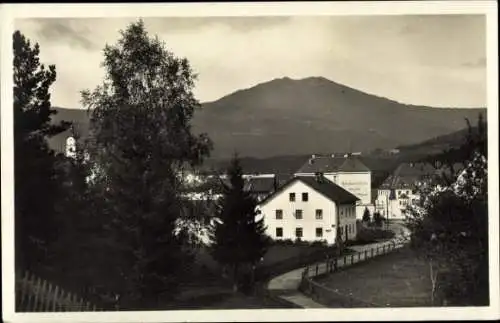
[257,175,359,245]
[295,154,372,220]
[376,162,438,219]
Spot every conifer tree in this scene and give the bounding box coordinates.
[13,30,70,270]
[80,20,212,307]
[209,154,270,292]
[362,207,371,223]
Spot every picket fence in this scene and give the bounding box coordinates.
[16,271,100,312]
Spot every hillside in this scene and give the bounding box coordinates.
[192,77,485,158]
[48,76,485,159]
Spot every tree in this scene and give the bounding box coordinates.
[372,212,384,227]
[406,114,488,306]
[13,30,70,270]
[80,20,212,308]
[209,154,270,292]
[362,207,371,223]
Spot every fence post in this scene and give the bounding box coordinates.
[45,282,54,312]
[52,285,59,312]
[371,248,374,258]
[315,263,319,276]
[358,252,361,262]
[19,271,29,311]
[334,258,338,271]
[33,277,42,312]
[343,255,347,267]
[38,279,47,312]
[351,254,354,264]
[364,250,367,261]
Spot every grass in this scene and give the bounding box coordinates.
[314,247,432,307]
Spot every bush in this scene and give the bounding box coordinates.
[310,240,328,247]
[355,227,395,244]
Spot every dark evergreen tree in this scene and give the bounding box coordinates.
[13,30,70,271]
[209,154,270,292]
[373,212,384,227]
[362,207,371,223]
[80,20,212,308]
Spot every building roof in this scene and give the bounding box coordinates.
[258,175,359,206]
[243,174,293,193]
[378,161,464,190]
[295,155,370,174]
[337,157,371,173]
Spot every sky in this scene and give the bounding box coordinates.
[14,15,487,109]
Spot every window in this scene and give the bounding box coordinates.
[276,227,283,237]
[289,193,295,202]
[295,209,303,219]
[316,227,323,238]
[348,225,351,234]
[295,228,303,238]
[302,192,308,202]
[315,209,323,220]
[275,209,283,219]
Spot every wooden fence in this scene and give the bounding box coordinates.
[299,238,409,307]
[16,271,100,312]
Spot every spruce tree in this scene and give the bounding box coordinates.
[209,154,270,292]
[80,20,212,308]
[362,207,371,223]
[13,30,70,271]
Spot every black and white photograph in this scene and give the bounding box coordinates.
[1,2,498,322]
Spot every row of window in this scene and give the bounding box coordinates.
[275,224,356,239]
[289,192,308,202]
[275,227,324,238]
[275,209,323,220]
[275,208,355,220]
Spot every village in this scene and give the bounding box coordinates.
[8,11,491,317]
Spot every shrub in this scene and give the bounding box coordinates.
[356,227,395,244]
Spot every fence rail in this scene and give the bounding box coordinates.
[299,238,409,307]
[16,271,100,312]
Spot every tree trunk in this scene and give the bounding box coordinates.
[429,260,439,306]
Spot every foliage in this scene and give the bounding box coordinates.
[13,30,70,270]
[372,212,384,227]
[209,154,271,291]
[362,207,371,222]
[80,20,212,307]
[405,113,488,306]
[354,227,395,245]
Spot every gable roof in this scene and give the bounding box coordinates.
[258,175,359,206]
[337,157,371,173]
[295,155,370,174]
[379,162,446,190]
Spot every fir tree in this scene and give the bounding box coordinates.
[209,154,270,292]
[80,20,212,308]
[362,207,371,223]
[13,30,70,271]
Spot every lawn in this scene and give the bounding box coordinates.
[314,247,433,307]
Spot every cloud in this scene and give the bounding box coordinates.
[13,15,487,109]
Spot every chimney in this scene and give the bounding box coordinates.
[311,154,316,159]
[331,153,335,158]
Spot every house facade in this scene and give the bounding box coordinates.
[257,175,359,245]
[376,162,438,219]
[294,154,372,220]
